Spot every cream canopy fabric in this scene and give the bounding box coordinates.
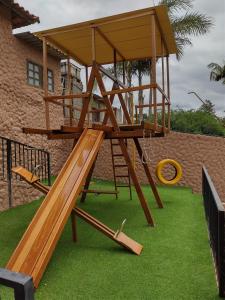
[35,5,177,66]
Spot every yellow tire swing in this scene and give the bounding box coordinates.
[156,159,182,185]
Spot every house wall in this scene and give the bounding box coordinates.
[0,5,72,210]
[93,132,225,202]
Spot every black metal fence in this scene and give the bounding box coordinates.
[202,166,225,297]
[0,136,51,207]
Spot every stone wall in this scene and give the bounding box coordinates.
[0,5,72,210]
[93,132,225,202]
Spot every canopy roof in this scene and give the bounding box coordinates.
[35,5,177,66]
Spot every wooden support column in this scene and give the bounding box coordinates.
[67,57,73,126]
[78,66,95,129]
[166,56,171,131]
[161,39,165,131]
[85,66,91,125]
[151,14,157,129]
[43,37,50,129]
[94,65,154,226]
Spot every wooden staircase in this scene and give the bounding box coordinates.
[110,139,132,200]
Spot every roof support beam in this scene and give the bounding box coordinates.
[94,26,126,61]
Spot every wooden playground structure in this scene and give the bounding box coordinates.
[0,5,177,299]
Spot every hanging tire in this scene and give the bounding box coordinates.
[156,159,182,185]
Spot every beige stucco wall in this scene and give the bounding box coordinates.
[0,5,72,210]
[93,132,225,202]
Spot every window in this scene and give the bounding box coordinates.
[27,61,54,92]
[27,61,42,88]
[48,70,54,92]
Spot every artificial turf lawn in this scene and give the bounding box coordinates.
[0,181,219,300]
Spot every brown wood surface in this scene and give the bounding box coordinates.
[6,129,104,288]
[12,167,143,257]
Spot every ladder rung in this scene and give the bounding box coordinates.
[114,164,127,168]
[117,185,130,187]
[113,154,123,157]
[112,143,120,146]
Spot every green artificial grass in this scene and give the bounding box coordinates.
[0,181,219,300]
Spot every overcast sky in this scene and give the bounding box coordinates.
[16,0,225,115]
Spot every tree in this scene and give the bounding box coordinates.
[208,62,225,84]
[198,99,215,115]
[132,0,213,120]
[170,109,225,136]
[159,0,213,58]
[112,1,213,122]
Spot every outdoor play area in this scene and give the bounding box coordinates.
[0,3,224,300]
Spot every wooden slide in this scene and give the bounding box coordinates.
[6,129,104,288]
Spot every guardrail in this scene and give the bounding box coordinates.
[0,136,51,207]
[202,166,225,297]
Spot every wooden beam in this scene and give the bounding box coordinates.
[133,138,163,208]
[43,37,50,130]
[78,65,95,128]
[44,92,90,101]
[102,84,157,96]
[94,64,155,226]
[94,26,125,61]
[151,14,157,129]
[81,189,119,195]
[22,128,52,135]
[98,65,128,88]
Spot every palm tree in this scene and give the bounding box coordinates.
[208,62,225,84]
[133,0,213,119]
[159,0,213,59]
[113,1,213,121]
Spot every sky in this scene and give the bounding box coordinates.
[15,0,225,115]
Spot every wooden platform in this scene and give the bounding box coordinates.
[23,121,167,140]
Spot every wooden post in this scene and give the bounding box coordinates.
[151,14,157,129]
[113,49,117,78]
[43,37,50,129]
[166,56,171,131]
[122,61,127,125]
[161,39,165,131]
[85,66,91,125]
[67,57,73,126]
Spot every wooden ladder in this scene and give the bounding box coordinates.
[110,139,132,200]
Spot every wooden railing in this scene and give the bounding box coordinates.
[134,83,170,132]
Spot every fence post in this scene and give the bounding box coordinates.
[218,211,225,297]
[6,139,12,207]
[47,152,51,186]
